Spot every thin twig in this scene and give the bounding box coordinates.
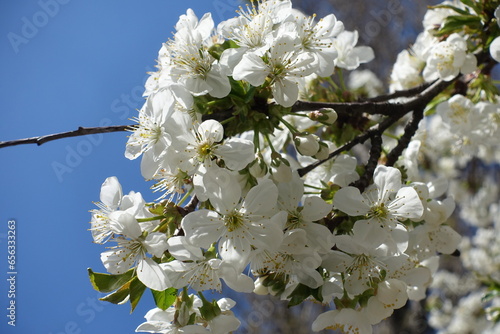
[361,81,433,102]
[0,125,131,149]
[297,78,454,177]
[385,108,426,167]
[350,135,383,192]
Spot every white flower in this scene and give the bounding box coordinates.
[294,133,320,156]
[233,33,315,107]
[163,236,254,293]
[90,177,153,244]
[294,12,344,77]
[490,7,500,62]
[312,308,372,333]
[136,306,208,334]
[251,229,324,288]
[333,165,424,231]
[125,88,184,161]
[423,1,467,32]
[333,30,374,70]
[364,279,408,325]
[423,33,477,82]
[300,147,360,188]
[164,11,231,98]
[171,117,255,174]
[348,69,383,98]
[322,222,407,295]
[206,298,241,334]
[277,173,334,253]
[181,179,286,270]
[100,211,170,291]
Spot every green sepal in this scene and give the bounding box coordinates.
[88,268,134,293]
[152,288,178,311]
[198,292,222,321]
[356,288,375,308]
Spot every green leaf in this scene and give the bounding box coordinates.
[459,0,482,14]
[229,77,247,99]
[430,4,470,16]
[482,289,500,302]
[88,268,134,293]
[287,283,312,307]
[152,288,178,311]
[436,14,482,36]
[100,283,131,305]
[129,277,147,313]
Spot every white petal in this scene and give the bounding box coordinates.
[101,249,135,275]
[100,176,123,209]
[167,236,203,261]
[109,211,142,239]
[143,233,169,258]
[272,78,300,107]
[490,36,500,62]
[312,310,339,332]
[232,53,269,86]
[137,257,171,291]
[202,166,241,215]
[214,138,255,170]
[199,120,224,143]
[389,187,424,220]
[434,225,461,254]
[209,314,241,334]
[219,263,255,293]
[206,66,231,98]
[352,46,375,64]
[373,165,402,203]
[333,186,370,216]
[181,210,225,248]
[302,196,333,221]
[241,179,278,216]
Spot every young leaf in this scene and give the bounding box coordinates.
[152,288,178,311]
[287,283,312,307]
[100,282,131,305]
[129,277,147,313]
[88,268,134,293]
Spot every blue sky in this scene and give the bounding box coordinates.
[0,1,242,333]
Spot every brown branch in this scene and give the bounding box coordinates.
[350,135,383,193]
[291,80,438,117]
[297,78,455,177]
[385,107,426,167]
[0,125,131,149]
[360,81,434,102]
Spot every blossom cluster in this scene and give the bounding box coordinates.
[85,0,500,333]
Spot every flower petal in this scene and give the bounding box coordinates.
[137,257,171,291]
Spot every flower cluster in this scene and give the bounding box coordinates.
[85,1,500,333]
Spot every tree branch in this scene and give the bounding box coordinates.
[297,78,454,177]
[350,135,383,193]
[385,107,426,167]
[0,125,131,149]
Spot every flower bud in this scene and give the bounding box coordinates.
[248,154,268,178]
[294,134,320,156]
[271,156,292,183]
[313,141,330,160]
[308,108,338,125]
